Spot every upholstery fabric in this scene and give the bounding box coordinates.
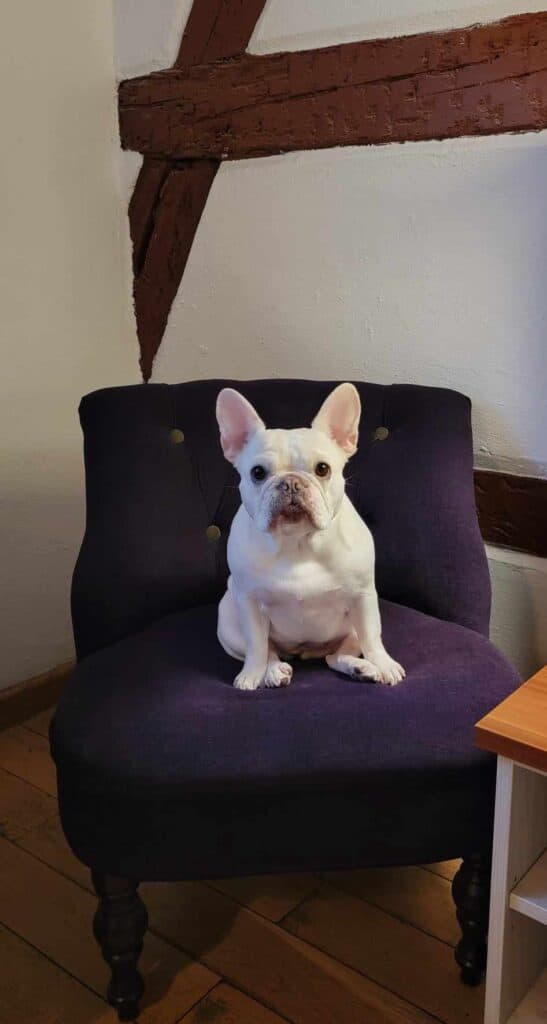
[52,599,519,879]
[51,378,518,881]
[71,380,491,661]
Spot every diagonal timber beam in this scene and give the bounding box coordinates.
[133,161,218,380]
[175,0,269,65]
[128,0,267,380]
[120,12,547,162]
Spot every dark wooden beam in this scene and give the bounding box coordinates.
[474,469,547,558]
[120,12,547,161]
[128,1,232,283]
[128,0,267,380]
[128,159,171,276]
[134,160,218,381]
[175,0,267,65]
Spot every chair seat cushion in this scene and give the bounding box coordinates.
[51,600,519,878]
[52,600,518,796]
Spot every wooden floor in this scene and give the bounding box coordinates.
[0,708,486,1024]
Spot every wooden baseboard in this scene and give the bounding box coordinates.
[0,661,73,733]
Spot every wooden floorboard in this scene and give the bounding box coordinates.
[15,811,92,890]
[179,982,289,1023]
[207,873,320,923]
[0,922,114,1024]
[0,840,218,1024]
[283,882,484,1024]
[0,725,57,796]
[23,707,54,739]
[143,879,438,1024]
[0,707,485,1023]
[0,765,56,841]
[324,865,460,946]
[422,860,461,882]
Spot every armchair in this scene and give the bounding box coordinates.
[50,379,520,1020]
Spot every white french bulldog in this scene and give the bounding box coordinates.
[216,383,405,691]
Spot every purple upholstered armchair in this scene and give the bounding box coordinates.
[50,379,519,1020]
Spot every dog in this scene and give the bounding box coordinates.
[216,383,405,691]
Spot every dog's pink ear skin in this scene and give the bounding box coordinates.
[216,388,265,463]
[311,383,361,456]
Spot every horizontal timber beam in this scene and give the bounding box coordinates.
[474,470,547,558]
[119,12,547,161]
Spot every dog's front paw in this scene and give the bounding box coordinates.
[368,651,406,686]
[234,668,265,691]
[264,661,293,688]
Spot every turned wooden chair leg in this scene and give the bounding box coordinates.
[452,853,491,985]
[92,872,148,1021]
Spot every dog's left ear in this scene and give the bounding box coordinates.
[312,383,361,456]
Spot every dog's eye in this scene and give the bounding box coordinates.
[315,462,330,478]
[251,465,267,482]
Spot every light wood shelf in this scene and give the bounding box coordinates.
[510,851,547,928]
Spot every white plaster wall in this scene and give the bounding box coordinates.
[251,0,547,53]
[113,0,547,78]
[153,136,547,478]
[114,0,547,677]
[0,1,138,689]
[114,0,193,78]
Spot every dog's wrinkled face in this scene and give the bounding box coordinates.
[216,384,361,534]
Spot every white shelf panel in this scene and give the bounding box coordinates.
[510,851,547,927]
[507,967,547,1023]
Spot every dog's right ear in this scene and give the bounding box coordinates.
[216,389,265,463]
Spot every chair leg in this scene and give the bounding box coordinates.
[452,853,491,986]
[92,872,148,1021]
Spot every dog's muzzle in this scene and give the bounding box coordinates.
[276,474,309,499]
[269,474,313,523]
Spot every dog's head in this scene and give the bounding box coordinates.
[216,383,361,533]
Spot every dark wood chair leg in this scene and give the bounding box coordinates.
[92,872,148,1021]
[452,853,491,986]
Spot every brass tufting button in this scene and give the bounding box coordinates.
[374,426,389,441]
[170,428,185,444]
[206,524,221,541]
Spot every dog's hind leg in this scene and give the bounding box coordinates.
[326,631,383,683]
[217,589,245,660]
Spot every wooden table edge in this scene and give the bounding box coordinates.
[475,665,547,775]
[474,723,547,774]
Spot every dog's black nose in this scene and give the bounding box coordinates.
[277,474,306,495]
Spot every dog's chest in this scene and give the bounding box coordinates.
[255,561,350,644]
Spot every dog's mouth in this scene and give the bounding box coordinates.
[256,477,332,534]
[269,496,312,529]
[278,503,309,522]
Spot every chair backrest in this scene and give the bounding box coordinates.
[72,379,491,658]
